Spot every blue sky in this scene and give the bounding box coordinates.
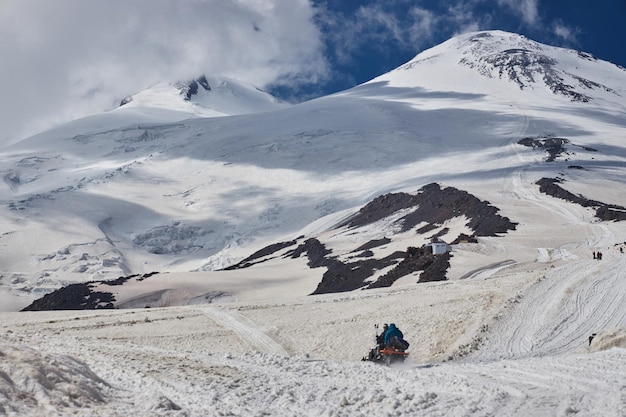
[0,0,624,144]
[269,0,626,101]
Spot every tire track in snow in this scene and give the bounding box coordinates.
[509,165,586,224]
[472,256,626,360]
[535,247,577,263]
[201,307,289,357]
[505,111,615,255]
[98,216,132,275]
[460,260,516,279]
[504,104,597,227]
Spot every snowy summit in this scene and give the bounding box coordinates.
[375,30,625,104]
[118,74,288,118]
[1,30,626,416]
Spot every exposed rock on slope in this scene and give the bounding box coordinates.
[457,32,622,102]
[228,183,517,295]
[536,178,626,221]
[343,183,517,237]
[21,283,116,311]
[518,136,597,162]
[176,75,212,101]
[21,273,157,311]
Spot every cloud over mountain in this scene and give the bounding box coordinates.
[0,0,325,145]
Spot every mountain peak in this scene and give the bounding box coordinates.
[455,31,618,102]
[372,30,625,105]
[174,74,212,101]
[118,74,288,117]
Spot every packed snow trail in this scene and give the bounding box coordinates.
[201,306,289,356]
[471,255,626,360]
[460,260,516,279]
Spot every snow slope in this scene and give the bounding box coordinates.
[1,30,626,416]
[2,255,626,416]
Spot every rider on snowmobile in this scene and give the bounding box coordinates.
[383,323,410,351]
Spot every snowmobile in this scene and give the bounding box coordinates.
[361,324,409,366]
[362,344,409,366]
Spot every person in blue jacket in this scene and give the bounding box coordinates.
[384,323,410,351]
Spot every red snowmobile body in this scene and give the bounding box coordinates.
[362,344,409,365]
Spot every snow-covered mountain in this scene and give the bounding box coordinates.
[2,29,626,416]
[1,29,625,310]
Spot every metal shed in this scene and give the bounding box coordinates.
[427,241,451,255]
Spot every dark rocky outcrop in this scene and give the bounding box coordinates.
[352,238,392,253]
[345,183,517,236]
[22,283,115,311]
[367,252,451,288]
[311,245,452,294]
[21,272,158,311]
[176,75,212,101]
[308,184,515,294]
[223,183,516,295]
[286,238,332,268]
[536,177,626,221]
[119,96,133,107]
[224,240,298,270]
[310,251,404,295]
[518,137,570,162]
[518,136,597,162]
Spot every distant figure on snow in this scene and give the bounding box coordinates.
[589,333,597,346]
[597,251,603,260]
[593,251,596,259]
[384,323,410,351]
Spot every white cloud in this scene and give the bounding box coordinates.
[406,7,438,45]
[552,21,580,44]
[496,0,539,25]
[0,0,326,145]
[358,4,438,48]
[314,3,438,66]
[446,2,492,36]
